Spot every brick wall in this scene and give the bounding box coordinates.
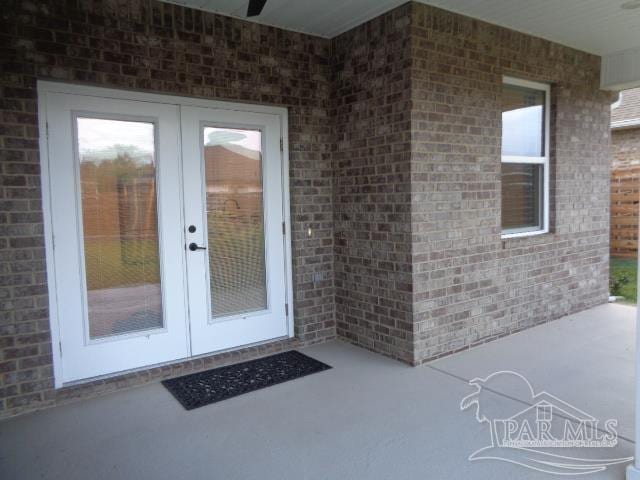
[0,0,335,418]
[0,0,613,418]
[410,3,611,363]
[330,3,611,366]
[331,5,415,364]
[612,127,640,169]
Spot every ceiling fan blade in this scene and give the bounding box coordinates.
[246,0,267,17]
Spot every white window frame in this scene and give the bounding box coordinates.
[501,76,550,239]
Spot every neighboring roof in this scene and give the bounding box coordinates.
[612,88,640,129]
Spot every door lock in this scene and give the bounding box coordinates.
[188,242,206,251]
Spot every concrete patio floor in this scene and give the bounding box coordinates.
[0,303,636,480]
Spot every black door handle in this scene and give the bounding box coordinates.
[188,242,206,251]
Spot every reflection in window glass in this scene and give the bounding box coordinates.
[77,118,163,339]
[203,127,267,318]
[501,84,545,157]
[501,163,543,231]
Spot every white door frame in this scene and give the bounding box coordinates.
[38,81,294,388]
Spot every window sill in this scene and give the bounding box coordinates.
[501,229,549,240]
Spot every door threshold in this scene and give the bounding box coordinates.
[60,335,295,389]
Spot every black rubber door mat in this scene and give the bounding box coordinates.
[162,350,331,410]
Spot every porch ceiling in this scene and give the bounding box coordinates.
[164,0,640,55]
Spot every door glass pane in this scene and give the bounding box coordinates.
[501,163,543,231]
[77,118,163,339]
[203,127,267,318]
[502,84,545,157]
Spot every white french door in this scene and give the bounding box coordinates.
[40,83,292,385]
[181,107,289,355]
[44,92,190,383]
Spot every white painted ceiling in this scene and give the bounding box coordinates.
[165,0,640,55]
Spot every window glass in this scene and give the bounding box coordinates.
[501,84,545,157]
[203,127,267,318]
[501,163,543,231]
[77,118,163,339]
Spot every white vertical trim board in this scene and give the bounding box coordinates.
[38,87,64,388]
